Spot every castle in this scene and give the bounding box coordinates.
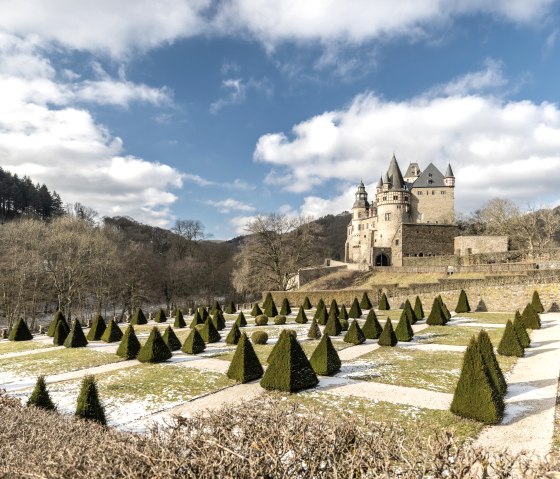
[345,155,458,267]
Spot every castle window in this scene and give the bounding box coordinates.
[404,196,409,201]
[382,196,387,201]
[417,191,422,195]
[397,205,401,209]
[393,195,398,200]
[428,179,433,184]
[384,213,391,221]
[428,173,432,177]
[441,191,445,195]
[395,239,399,245]
[432,191,435,195]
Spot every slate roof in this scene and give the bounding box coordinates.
[386,155,405,190]
[411,163,445,188]
[445,163,454,177]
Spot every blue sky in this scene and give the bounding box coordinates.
[1,1,560,238]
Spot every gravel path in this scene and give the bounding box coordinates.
[474,312,560,457]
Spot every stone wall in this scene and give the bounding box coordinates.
[454,235,508,256]
[297,265,349,288]
[411,186,454,224]
[401,223,458,261]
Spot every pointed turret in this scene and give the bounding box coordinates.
[352,181,369,219]
[444,163,455,187]
[387,154,405,190]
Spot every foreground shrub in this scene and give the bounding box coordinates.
[274,315,287,325]
[438,296,451,322]
[360,292,372,310]
[189,310,204,328]
[200,318,221,343]
[101,319,123,343]
[339,318,349,331]
[235,311,247,327]
[324,313,342,337]
[75,375,106,425]
[116,325,141,360]
[414,296,424,320]
[455,290,471,314]
[295,306,308,324]
[280,298,291,316]
[262,292,273,310]
[27,376,55,411]
[339,304,348,320]
[137,327,172,363]
[477,330,507,396]
[198,306,210,322]
[162,326,182,351]
[52,320,69,346]
[343,319,365,345]
[255,314,269,326]
[348,298,362,318]
[378,292,390,310]
[267,330,297,365]
[227,333,264,383]
[130,308,147,325]
[394,314,413,342]
[497,320,524,357]
[212,311,226,331]
[378,318,397,347]
[329,299,339,318]
[402,299,417,325]
[315,306,328,326]
[362,309,382,339]
[47,311,68,337]
[210,300,222,315]
[154,308,167,323]
[182,328,206,355]
[513,311,531,348]
[173,309,186,328]
[251,331,268,345]
[427,298,446,326]
[531,290,544,313]
[87,315,106,341]
[250,303,262,317]
[225,323,242,345]
[302,296,312,309]
[521,303,541,329]
[310,334,341,376]
[264,299,279,318]
[225,301,236,314]
[314,299,325,318]
[64,319,89,348]
[8,318,33,342]
[307,318,322,340]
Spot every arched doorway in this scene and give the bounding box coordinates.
[374,253,389,266]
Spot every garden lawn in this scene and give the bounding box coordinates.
[415,325,504,346]
[452,312,515,324]
[0,340,53,355]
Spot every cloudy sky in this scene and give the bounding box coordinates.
[1,1,560,238]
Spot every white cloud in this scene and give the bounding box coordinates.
[230,215,256,235]
[205,198,256,213]
[210,76,272,113]
[254,90,560,215]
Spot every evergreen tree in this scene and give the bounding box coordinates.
[348,298,363,318]
[531,290,544,313]
[235,311,247,327]
[477,330,507,396]
[378,292,390,310]
[200,317,221,343]
[63,319,88,348]
[295,306,308,324]
[47,310,67,337]
[362,309,383,339]
[8,318,33,341]
[310,334,341,376]
[130,308,147,325]
[313,299,326,318]
[212,310,226,331]
[521,303,541,329]
[315,306,328,326]
[174,309,186,328]
[116,325,141,360]
[87,315,106,341]
[395,313,414,342]
[402,299,417,325]
[513,311,530,348]
[182,327,206,354]
[210,300,222,315]
[329,299,340,318]
[378,318,398,346]
[52,320,69,346]
[189,310,204,328]
[450,337,504,424]
[227,333,264,383]
[27,376,55,410]
[75,375,106,425]
[455,290,471,314]
[497,320,524,357]
[339,304,348,320]
[307,318,322,340]
[226,322,242,345]
[302,296,312,309]
[427,298,447,326]
[162,326,182,351]
[343,319,366,345]
[324,313,342,336]
[225,301,237,314]
[260,333,318,392]
[154,308,167,323]
[263,292,273,311]
[198,306,210,322]
[339,318,349,331]
[101,319,123,343]
[438,296,451,323]
[360,292,373,310]
[267,330,295,365]
[137,327,172,363]
[414,296,425,320]
[250,303,262,317]
[280,298,291,316]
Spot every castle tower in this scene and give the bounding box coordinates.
[352,180,369,220]
[444,163,455,187]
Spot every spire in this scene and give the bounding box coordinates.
[387,154,405,190]
[383,171,390,184]
[376,176,383,188]
[445,163,454,177]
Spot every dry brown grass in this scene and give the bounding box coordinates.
[1,393,559,478]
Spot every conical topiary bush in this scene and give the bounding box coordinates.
[402,299,417,325]
[8,318,33,341]
[162,326,182,351]
[378,292,390,310]
[439,296,451,323]
[53,320,70,346]
[362,309,383,339]
[225,301,236,314]
[450,337,504,424]
[310,334,341,376]
[212,310,226,331]
[414,296,424,320]
[313,299,325,319]
[339,304,348,320]
[116,325,141,360]
[190,310,204,328]
[497,320,524,357]
[137,327,172,363]
[235,311,247,327]
[513,311,530,348]
[250,303,262,317]
[198,306,209,322]
[302,296,312,310]
[521,303,541,329]
[48,311,68,337]
[477,330,507,396]
[131,308,147,325]
[531,290,544,313]
[87,315,106,341]
[226,322,242,345]
[329,299,340,318]
[75,375,106,425]
[200,317,221,343]
[348,298,362,318]
[260,333,318,392]
[395,313,414,342]
[455,290,471,314]
[174,309,186,328]
[263,292,273,311]
[27,376,55,410]
[227,333,264,383]
[315,306,328,326]
[182,327,206,354]
[267,330,297,365]
[64,319,88,348]
[307,318,322,340]
[210,300,222,315]
[295,306,308,324]
[101,319,123,343]
[280,298,291,316]
[154,308,167,323]
[360,292,372,310]
[427,298,446,326]
[324,313,342,337]
[378,318,398,347]
[343,319,366,345]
